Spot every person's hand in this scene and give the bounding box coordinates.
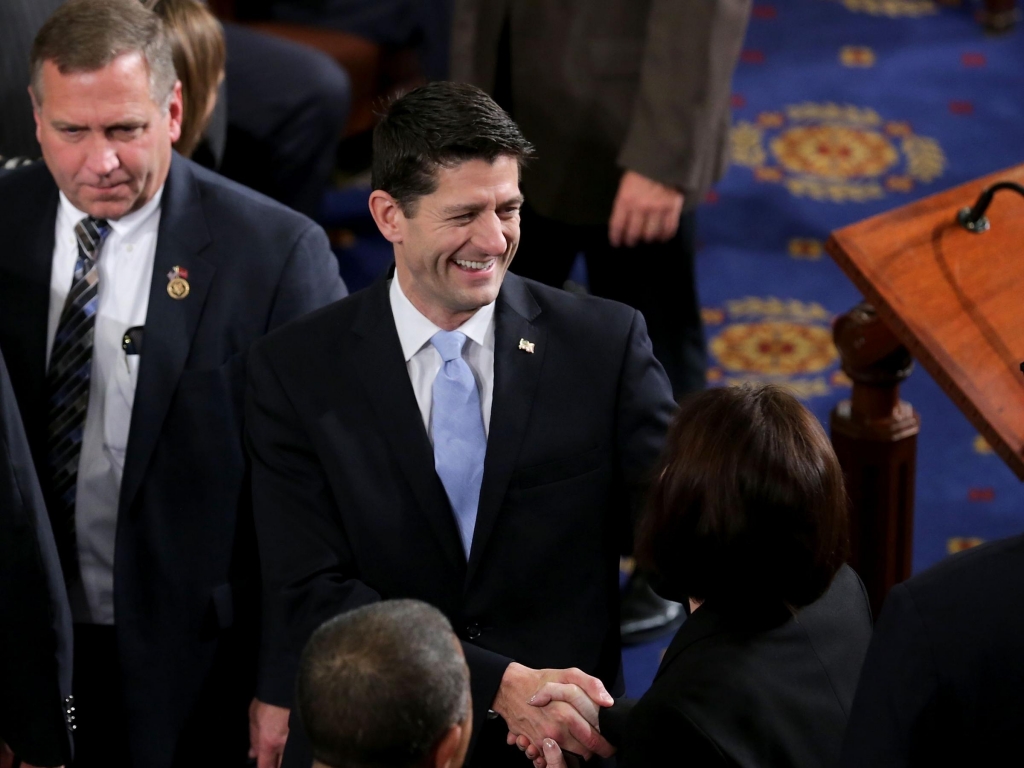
[492,663,614,761]
[608,170,685,248]
[538,738,579,768]
[248,698,290,768]
[510,681,612,765]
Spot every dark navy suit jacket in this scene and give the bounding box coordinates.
[0,154,346,767]
[841,534,1024,768]
[0,346,74,767]
[246,272,676,767]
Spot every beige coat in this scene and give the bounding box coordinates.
[451,0,752,226]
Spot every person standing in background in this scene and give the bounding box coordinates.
[0,1,346,765]
[450,0,752,641]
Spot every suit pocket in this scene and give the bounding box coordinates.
[589,39,644,77]
[512,446,606,490]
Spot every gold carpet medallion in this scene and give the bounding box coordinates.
[167,266,190,300]
[731,102,945,202]
[836,0,938,18]
[706,297,845,399]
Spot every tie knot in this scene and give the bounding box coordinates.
[430,330,468,362]
[74,216,111,260]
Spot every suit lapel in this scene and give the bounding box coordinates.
[466,274,545,584]
[351,276,467,571]
[119,156,214,515]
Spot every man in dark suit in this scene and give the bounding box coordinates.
[840,534,1024,768]
[247,81,676,768]
[0,347,74,768]
[0,1,346,766]
[450,0,753,640]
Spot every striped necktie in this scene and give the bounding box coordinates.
[46,215,110,576]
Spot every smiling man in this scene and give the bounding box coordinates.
[0,1,346,766]
[246,82,677,768]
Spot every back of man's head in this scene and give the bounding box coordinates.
[30,0,176,107]
[297,600,472,768]
[371,81,533,214]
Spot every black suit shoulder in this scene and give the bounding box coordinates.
[0,160,55,211]
[512,273,639,325]
[840,535,1024,768]
[900,533,1024,613]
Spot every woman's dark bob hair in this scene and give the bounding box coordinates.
[637,384,849,611]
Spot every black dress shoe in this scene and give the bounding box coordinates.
[619,570,685,645]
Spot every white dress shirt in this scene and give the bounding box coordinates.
[388,273,495,438]
[47,188,163,624]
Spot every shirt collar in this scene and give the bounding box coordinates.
[389,271,496,362]
[58,183,165,241]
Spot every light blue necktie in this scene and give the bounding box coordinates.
[430,330,487,558]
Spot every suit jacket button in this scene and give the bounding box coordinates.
[466,623,482,640]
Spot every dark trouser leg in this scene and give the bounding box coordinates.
[510,204,581,289]
[516,206,706,400]
[220,24,351,219]
[172,627,255,767]
[586,211,705,400]
[71,625,130,768]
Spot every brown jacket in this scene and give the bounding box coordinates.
[451,0,752,225]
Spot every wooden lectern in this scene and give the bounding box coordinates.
[826,164,1024,613]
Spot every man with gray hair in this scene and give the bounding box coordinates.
[297,601,474,768]
[0,0,346,766]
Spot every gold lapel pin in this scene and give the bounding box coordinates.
[166,265,190,300]
[518,338,535,354]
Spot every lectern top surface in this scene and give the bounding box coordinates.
[827,163,1024,480]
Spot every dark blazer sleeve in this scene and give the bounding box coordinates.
[268,223,347,331]
[839,583,941,768]
[598,697,636,748]
[247,340,379,705]
[618,0,752,200]
[0,349,73,767]
[615,310,677,537]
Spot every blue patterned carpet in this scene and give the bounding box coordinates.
[324,0,1024,697]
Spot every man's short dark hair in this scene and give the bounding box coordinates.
[371,81,534,214]
[30,0,177,107]
[637,385,849,611]
[297,600,471,768]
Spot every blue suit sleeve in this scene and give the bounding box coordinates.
[267,223,347,332]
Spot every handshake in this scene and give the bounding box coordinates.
[493,663,617,768]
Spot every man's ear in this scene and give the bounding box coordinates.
[167,80,184,144]
[432,724,465,768]
[29,86,42,144]
[368,190,406,245]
